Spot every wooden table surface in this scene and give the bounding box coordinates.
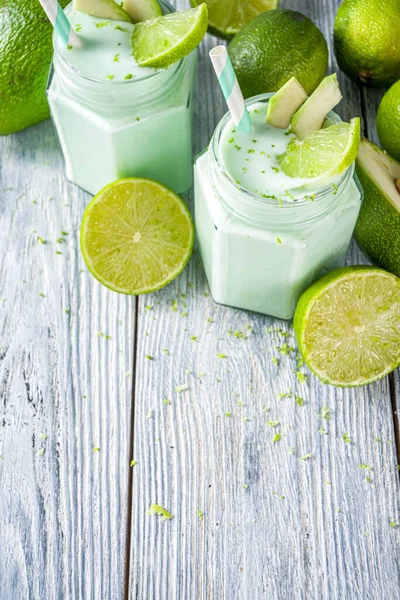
[1,0,399,598]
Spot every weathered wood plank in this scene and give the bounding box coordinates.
[0,120,134,598]
[128,0,400,598]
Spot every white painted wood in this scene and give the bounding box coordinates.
[0,120,134,598]
[128,0,400,598]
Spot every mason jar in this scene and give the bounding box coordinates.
[194,93,363,320]
[47,0,197,196]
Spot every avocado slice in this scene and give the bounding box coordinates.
[290,73,343,140]
[265,77,308,129]
[355,138,400,277]
[72,0,132,22]
[123,0,162,23]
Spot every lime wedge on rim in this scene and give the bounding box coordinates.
[190,0,279,38]
[80,178,194,295]
[278,117,360,180]
[294,267,400,387]
[131,4,208,68]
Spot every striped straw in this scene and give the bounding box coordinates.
[38,0,81,46]
[209,45,252,132]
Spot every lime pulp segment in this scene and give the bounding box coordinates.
[80,178,194,295]
[190,0,279,37]
[131,4,208,68]
[278,117,360,179]
[294,267,400,387]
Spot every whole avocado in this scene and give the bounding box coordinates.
[228,9,328,99]
[334,0,400,88]
[0,0,69,135]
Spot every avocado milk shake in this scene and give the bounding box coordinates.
[47,1,197,195]
[195,50,362,319]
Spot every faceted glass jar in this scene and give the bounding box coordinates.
[194,94,363,320]
[47,0,197,196]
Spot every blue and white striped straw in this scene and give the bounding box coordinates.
[38,0,81,46]
[209,45,252,132]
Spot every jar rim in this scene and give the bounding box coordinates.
[210,92,352,210]
[53,0,180,85]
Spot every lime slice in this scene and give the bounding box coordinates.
[278,117,360,179]
[294,267,400,387]
[131,4,208,68]
[80,178,194,295]
[190,0,279,38]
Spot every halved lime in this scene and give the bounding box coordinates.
[191,0,279,38]
[131,4,208,68]
[80,178,194,295]
[278,117,360,179]
[294,267,400,387]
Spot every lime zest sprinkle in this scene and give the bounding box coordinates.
[390,519,397,528]
[162,348,169,355]
[225,412,231,417]
[359,464,371,469]
[174,383,188,393]
[295,396,305,406]
[115,24,128,32]
[130,460,137,467]
[217,353,227,359]
[125,74,133,80]
[267,420,280,427]
[319,406,331,420]
[37,448,45,456]
[96,21,110,28]
[38,236,47,244]
[276,237,282,245]
[164,398,171,405]
[196,509,204,519]
[106,75,115,80]
[242,484,249,489]
[293,370,308,383]
[92,447,100,452]
[300,452,312,461]
[289,446,295,455]
[146,355,153,360]
[146,504,173,521]
[114,53,120,62]
[190,335,197,342]
[342,432,351,443]
[39,433,47,440]
[273,433,281,443]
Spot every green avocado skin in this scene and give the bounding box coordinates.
[0,0,69,135]
[354,162,400,278]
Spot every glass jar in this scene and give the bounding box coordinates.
[194,93,363,320]
[47,0,197,196]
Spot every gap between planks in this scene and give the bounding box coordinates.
[124,297,139,600]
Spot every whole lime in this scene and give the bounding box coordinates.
[334,0,400,88]
[376,80,400,162]
[0,0,69,135]
[227,9,328,99]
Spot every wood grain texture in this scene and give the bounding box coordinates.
[0,120,134,599]
[128,0,400,598]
